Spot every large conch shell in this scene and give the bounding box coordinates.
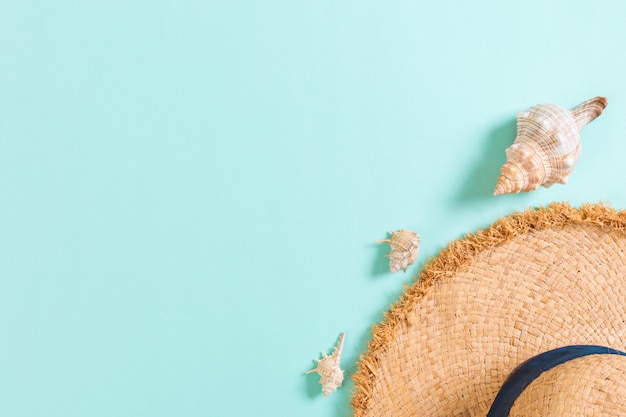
[379,229,420,273]
[493,96,608,196]
[306,332,345,397]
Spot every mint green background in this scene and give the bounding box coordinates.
[1,1,626,416]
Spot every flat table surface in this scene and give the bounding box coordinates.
[1,2,626,417]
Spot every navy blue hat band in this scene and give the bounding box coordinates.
[487,345,626,417]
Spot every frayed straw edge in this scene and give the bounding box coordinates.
[351,201,626,415]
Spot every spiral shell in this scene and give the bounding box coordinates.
[306,332,345,397]
[380,229,420,273]
[493,96,608,196]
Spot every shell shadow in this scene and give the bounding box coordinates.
[305,333,348,401]
[303,368,322,399]
[332,325,380,417]
[332,380,354,417]
[332,286,414,417]
[369,240,390,278]
[457,118,516,201]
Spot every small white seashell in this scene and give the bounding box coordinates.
[306,332,345,397]
[380,229,420,273]
[493,96,608,196]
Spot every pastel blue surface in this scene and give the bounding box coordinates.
[1,2,626,416]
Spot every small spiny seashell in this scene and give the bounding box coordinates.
[379,229,420,273]
[493,96,608,196]
[306,332,345,397]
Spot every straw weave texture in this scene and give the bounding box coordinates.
[352,202,626,417]
[510,354,626,415]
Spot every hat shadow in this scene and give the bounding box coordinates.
[330,326,380,417]
[457,118,516,201]
[330,287,417,417]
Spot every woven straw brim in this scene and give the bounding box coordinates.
[351,202,626,417]
[511,353,626,415]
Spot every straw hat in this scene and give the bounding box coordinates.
[352,202,626,416]
[487,345,626,415]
